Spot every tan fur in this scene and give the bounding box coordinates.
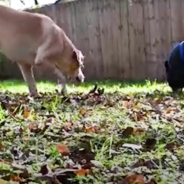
[0,5,85,97]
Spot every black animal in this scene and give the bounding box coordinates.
[165,41,184,92]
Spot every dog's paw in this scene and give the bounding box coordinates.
[29,92,41,99]
[61,87,68,97]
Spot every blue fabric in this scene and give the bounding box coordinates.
[167,41,184,67]
[179,41,184,60]
[167,42,179,62]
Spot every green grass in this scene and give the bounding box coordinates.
[0,79,184,184]
[0,79,171,94]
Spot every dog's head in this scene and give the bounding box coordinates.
[54,48,85,83]
[165,59,184,92]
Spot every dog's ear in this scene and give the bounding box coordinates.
[72,50,80,66]
[72,50,84,67]
[165,60,169,71]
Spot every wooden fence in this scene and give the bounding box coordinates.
[1,0,184,81]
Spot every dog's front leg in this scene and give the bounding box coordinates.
[36,61,68,95]
[18,63,39,97]
[53,68,68,96]
[57,79,67,96]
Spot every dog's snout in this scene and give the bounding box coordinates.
[75,74,85,83]
[76,76,81,82]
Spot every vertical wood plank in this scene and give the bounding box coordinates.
[147,0,157,80]
[21,0,184,82]
[108,0,119,78]
[98,0,107,78]
[143,0,151,79]
[119,0,130,79]
[87,0,103,79]
[136,0,146,80]
[127,0,134,80]
[74,0,90,78]
[102,0,113,78]
[153,0,161,80]
[170,0,183,42]
[156,0,171,81]
[128,0,145,80]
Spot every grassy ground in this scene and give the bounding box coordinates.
[0,79,184,184]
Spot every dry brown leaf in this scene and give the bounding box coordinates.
[122,127,134,136]
[143,138,157,150]
[133,127,146,135]
[27,121,40,133]
[56,144,70,156]
[23,106,30,118]
[0,141,4,151]
[74,169,89,176]
[79,108,92,117]
[84,124,99,133]
[10,175,22,182]
[24,110,30,118]
[122,100,132,109]
[125,174,145,184]
[64,122,73,131]
[0,178,7,184]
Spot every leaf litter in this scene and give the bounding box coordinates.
[0,85,184,183]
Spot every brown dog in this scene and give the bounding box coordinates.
[0,5,85,97]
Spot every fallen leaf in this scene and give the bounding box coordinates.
[143,138,157,150]
[165,142,179,152]
[46,118,53,124]
[10,175,22,182]
[0,141,4,151]
[64,122,73,131]
[133,127,146,135]
[40,164,49,175]
[74,169,89,176]
[122,100,132,109]
[56,144,70,156]
[0,178,7,184]
[27,121,41,133]
[79,108,92,117]
[89,83,98,94]
[122,143,142,150]
[119,174,145,184]
[23,106,30,118]
[90,160,104,168]
[84,124,99,133]
[122,127,134,136]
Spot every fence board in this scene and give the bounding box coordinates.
[156,0,168,80]
[98,0,107,78]
[135,0,145,79]
[143,0,150,79]
[147,0,158,80]
[170,0,183,42]
[128,0,145,80]
[119,0,130,79]
[87,0,102,79]
[2,0,184,82]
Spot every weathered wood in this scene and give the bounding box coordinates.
[2,0,184,82]
[143,0,151,79]
[119,0,130,79]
